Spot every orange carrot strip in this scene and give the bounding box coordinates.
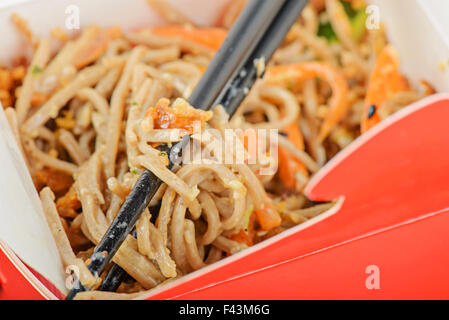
[30,92,49,107]
[278,121,308,190]
[266,62,348,143]
[151,26,227,51]
[146,98,212,134]
[254,201,282,231]
[229,212,256,246]
[361,45,410,132]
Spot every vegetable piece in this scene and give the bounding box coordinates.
[242,204,254,233]
[11,13,34,45]
[228,207,255,246]
[33,168,73,195]
[278,121,309,191]
[266,62,348,142]
[311,0,326,11]
[56,186,82,218]
[31,65,43,75]
[341,0,358,18]
[361,45,410,132]
[151,26,227,51]
[317,21,338,43]
[254,201,282,231]
[146,98,212,133]
[30,92,49,106]
[350,8,367,42]
[228,229,252,247]
[318,1,367,43]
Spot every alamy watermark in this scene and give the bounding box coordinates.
[167,121,279,176]
[65,4,80,30]
[365,264,380,290]
[366,5,380,30]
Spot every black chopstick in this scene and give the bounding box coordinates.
[97,263,128,292]
[65,0,309,299]
[97,229,136,292]
[212,0,310,117]
[64,144,178,299]
[188,0,287,110]
[97,201,160,292]
[99,0,310,293]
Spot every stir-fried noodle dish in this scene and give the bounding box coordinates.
[1,0,435,299]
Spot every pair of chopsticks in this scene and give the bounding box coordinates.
[66,0,309,299]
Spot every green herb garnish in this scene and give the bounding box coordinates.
[341,0,358,18]
[317,1,367,43]
[31,65,42,75]
[317,21,338,43]
[350,9,367,42]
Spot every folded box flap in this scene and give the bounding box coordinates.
[0,108,67,294]
[148,205,449,299]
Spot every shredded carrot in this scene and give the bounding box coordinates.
[237,128,261,161]
[11,66,25,81]
[266,62,348,143]
[30,92,49,106]
[0,90,12,108]
[33,168,73,194]
[228,211,256,246]
[151,26,227,51]
[361,45,410,132]
[56,187,81,218]
[278,121,308,191]
[50,27,69,43]
[237,123,308,189]
[420,80,436,96]
[0,66,25,108]
[146,98,212,133]
[0,69,13,91]
[310,0,326,11]
[55,110,76,130]
[229,230,252,247]
[11,13,34,46]
[254,201,282,231]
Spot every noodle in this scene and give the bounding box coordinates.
[4,108,28,167]
[15,39,51,123]
[58,129,89,165]
[40,187,96,288]
[104,46,146,178]
[23,137,78,175]
[22,64,108,136]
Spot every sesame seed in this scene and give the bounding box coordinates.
[367,105,376,119]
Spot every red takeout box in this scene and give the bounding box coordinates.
[0,0,448,300]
